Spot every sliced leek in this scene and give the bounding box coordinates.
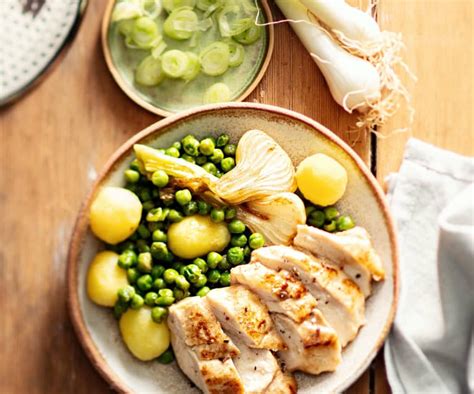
[163,0,196,13]
[182,52,201,81]
[141,0,163,18]
[234,25,261,45]
[196,0,222,15]
[218,5,253,37]
[161,49,190,78]
[112,0,143,22]
[135,55,165,86]
[129,16,162,49]
[163,7,198,40]
[200,42,230,76]
[228,41,245,67]
[203,83,231,103]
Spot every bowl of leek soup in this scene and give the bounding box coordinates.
[102,0,274,116]
[68,102,398,394]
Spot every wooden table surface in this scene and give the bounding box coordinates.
[1,1,472,393]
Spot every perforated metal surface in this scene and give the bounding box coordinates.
[0,0,86,105]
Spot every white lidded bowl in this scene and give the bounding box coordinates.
[67,102,398,393]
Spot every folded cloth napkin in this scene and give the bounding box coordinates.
[384,138,474,394]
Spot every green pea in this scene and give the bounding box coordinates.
[155,295,175,306]
[218,256,231,270]
[170,262,185,275]
[182,135,200,156]
[147,207,170,222]
[324,207,340,220]
[308,210,325,228]
[157,348,174,364]
[125,183,138,193]
[181,154,195,163]
[193,258,208,273]
[153,278,166,290]
[224,144,236,156]
[113,300,128,319]
[151,265,166,279]
[118,250,137,269]
[130,294,144,309]
[305,205,316,216]
[336,215,355,231]
[173,287,189,301]
[207,252,223,269]
[183,201,198,216]
[225,207,236,220]
[199,138,215,156]
[249,233,265,249]
[137,252,153,273]
[163,251,175,264]
[151,242,168,260]
[195,155,207,165]
[197,200,211,215]
[210,148,224,164]
[119,241,135,252]
[194,274,207,288]
[196,286,210,297]
[130,158,141,171]
[210,208,225,223]
[139,188,152,202]
[118,285,136,303]
[227,247,244,265]
[228,219,246,234]
[128,231,140,242]
[124,169,140,183]
[137,223,151,239]
[142,201,154,212]
[216,134,230,147]
[127,268,140,283]
[172,141,182,150]
[202,162,218,175]
[219,272,231,287]
[168,209,184,223]
[148,221,163,233]
[207,269,221,284]
[152,188,160,199]
[145,292,158,306]
[151,170,169,188]
[135,239,149,254]
[324,220,337,232]
[151,306,168,323]
[152,229,167,242]
[175,189,192,206]
[165,147,180,158]
[244,245,251,258]
[183,264,201,283]
[163,268,179,284]
[159,289,174,298]
[231,234,247,247]
[175,275,190,290]
[137,274,153,291]
[221,157,235,173]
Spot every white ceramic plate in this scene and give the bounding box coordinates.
[68,103,398,393]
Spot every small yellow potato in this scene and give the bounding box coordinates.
[296,153,348,206]
[167,215,230,259]
[89,186,142,245]
[119,307,170,361]
[87,251,128,307]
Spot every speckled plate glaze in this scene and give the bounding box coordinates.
[67,103,398,394]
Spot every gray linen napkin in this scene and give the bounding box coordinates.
[384,139,474,393]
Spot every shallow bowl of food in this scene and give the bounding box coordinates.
[102,0,274,117]
[67,102,398,393]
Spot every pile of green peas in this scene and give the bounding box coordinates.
[305,204,355,232]
[111,133,265,334]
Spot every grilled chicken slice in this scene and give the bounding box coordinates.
[294,225,385,297]
[230,262,316,323]
[231,263,342,375]
[252,245,365,347]
[207,286,285,351]
[168,297,244,394]
[265,370,297,394]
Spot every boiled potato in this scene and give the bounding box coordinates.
[89,186,142,244]
[87,251,128,307]
[296,153,348,206]
[119,307,170,361]
[168,215,230,259]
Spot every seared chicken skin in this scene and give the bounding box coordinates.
[252,246,365,347]
[207,286,285,351]
[231,263,342,375]
[168,297,244,394]
[294,225,385,297]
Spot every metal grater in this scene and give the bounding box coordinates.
[0,0,87,105]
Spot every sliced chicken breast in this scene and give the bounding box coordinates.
[231,263,342,375]
[207,286,285,351]
[230,262,316,323]
[252,245,365,346]
[294,225,385,296]
[168,297,244,394]
[265,370,297,394]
